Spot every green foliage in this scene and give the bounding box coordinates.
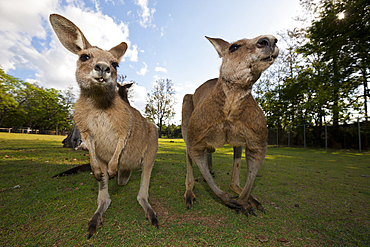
[0,68,74,132]
[0,67,21,126]
[160,124,182,138]
[1,133,370,246]
[145,78,176,135]
[255,0,370,129]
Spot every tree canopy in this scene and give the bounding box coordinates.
[254,0,369,130]
[145,78,176,137]
[0,67,74,133]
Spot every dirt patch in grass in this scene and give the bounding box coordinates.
[150,197,227,227]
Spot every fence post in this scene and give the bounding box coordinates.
[288,126,290,147]
[325,122,327,149]
[304,124,306,148]
[358,118,361,152]
[276,127,279,147]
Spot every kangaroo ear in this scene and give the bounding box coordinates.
[49,14,91,54]
[205,36,230,58]
[109,42,128,61]
[123,82,134,89]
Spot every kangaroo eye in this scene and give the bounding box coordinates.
[229,44,241,53]
[80,54,90,62]
[112,62,119,70]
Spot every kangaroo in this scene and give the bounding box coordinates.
[182,35,279,215]
[49,14,159,239]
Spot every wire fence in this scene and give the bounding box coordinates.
[267,120,370,151]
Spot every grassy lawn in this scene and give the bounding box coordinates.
[0,132,369,246]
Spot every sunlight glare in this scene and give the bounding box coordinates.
[337,11,345,20]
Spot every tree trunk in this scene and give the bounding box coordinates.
[332,54,340,129]
[158,117,163,138]
[362,67,368,122]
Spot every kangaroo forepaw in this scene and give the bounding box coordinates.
[107,169,117,180]
[91,169,104,181]
[184,190,196,210]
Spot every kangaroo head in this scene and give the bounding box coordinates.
[206,35,279,89]
[49,14,128,94]
[117,82,133,105]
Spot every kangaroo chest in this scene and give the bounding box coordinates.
[189,94,267,150]
[74,98,132,162]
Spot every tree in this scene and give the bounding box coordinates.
[298,0,369,126]
[0,68,74,133]
[343,0,370,120]
[0,67,20,127]
[145,78,176,137]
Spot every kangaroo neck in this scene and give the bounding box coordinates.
[80,87,117,109]
[213,78,254,118]
[217,77,253,101]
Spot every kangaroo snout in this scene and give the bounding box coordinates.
[93,62,111,81]
[256,37,278,48]
[256,36,279,61]
[257,36,278,55]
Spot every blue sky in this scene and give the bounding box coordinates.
[0,0,303,124]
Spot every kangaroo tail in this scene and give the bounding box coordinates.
[52,163,91,178]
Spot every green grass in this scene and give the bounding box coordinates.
[0,132,369,246]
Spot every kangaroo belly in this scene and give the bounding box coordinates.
[75,98,145,170]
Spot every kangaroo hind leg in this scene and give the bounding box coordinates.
[137,127,158,228]
[87,165,111,239]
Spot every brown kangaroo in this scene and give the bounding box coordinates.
[182,35,279,215]
[49,14,159,239]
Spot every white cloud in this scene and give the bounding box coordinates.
[0,0,136,92]
[126,44,138,62]
[186,81,196,88]
[133,0,156,28]
[91,0,101,11]
[173,85,183,93]
[105,0,121,5]
[130,84,148,114]
[153,74,161,81]
[154,67,167,73]
[137,62,148,76]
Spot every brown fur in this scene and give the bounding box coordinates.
[182,35,279,215]
[49,14,159,239]
[117,82,133,105]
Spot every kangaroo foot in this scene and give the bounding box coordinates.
[237,198,264,217]
[146,208,159,228]
[220,192,241,209]
[184,190,196,210]
[249,195,265,214]
[87,212,102,239]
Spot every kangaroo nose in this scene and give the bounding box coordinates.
[256,38,270,48]
[94,63,110,74]
[256,37,278,48]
